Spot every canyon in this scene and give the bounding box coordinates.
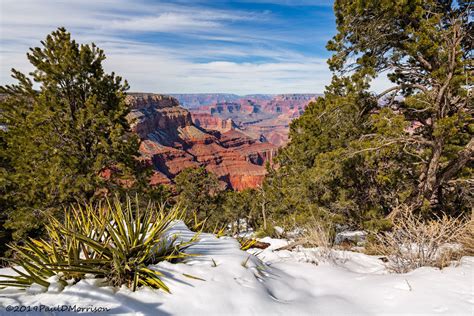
[174,93,321,147]
[126,93,278,190]
[126,93,319,190]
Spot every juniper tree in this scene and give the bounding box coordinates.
[264,0,472,229]
[328,0,473,212]
[0,28,147,241]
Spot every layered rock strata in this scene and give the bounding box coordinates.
[126,93,277,190]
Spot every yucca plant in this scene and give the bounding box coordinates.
[0,196,198,292]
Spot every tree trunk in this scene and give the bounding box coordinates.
[435,137,474,189]
[417,137,473,207]
[261,202,267,230]
[419,138,444,205]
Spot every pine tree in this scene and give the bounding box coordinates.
[0,28,147,241]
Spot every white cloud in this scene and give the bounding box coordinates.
[110,13,220,32]
[106,7,264,32]
[0,0,340,94]
[103,51,330,94]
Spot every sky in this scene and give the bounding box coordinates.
[0,0,365,94]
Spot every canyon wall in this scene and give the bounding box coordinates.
[191,112,235,133]
[126,94,278,190]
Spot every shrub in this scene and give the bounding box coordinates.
[0,197,197,292]
[373,209,468,273]
[255,225,278,238]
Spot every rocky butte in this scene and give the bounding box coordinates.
[125,93,278,190]
[178,93,321,147]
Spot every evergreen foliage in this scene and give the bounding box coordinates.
[174,168,266,234]
[262,0,473,230]
[223,189,260,235]
[0,28,149,243]
[174,167,222,227]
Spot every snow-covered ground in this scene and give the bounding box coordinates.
[0,221,473,315]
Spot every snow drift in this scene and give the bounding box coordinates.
[0,221,472,315]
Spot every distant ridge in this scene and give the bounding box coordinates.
[169,93,321,108]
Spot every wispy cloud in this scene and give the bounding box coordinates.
[107,6,266,32]
[0,0,342,94]
[110,13,220,32]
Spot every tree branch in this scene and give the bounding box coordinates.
[349,136,433,157]
[415,54,433,71]
[377,84,429,100]
[378,86,401,98]
[437,137,474,188]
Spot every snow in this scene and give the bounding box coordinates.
[335,230,367,245]
[273,226,284,236]
[0,221,473,315]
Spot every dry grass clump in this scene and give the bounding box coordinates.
[458,215,474,255]
[298,221,335,260]
[373,208,468,273]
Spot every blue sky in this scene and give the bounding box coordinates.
[1,0,342,94]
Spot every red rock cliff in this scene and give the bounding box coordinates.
[191,112,235,132]
[126,94,277,190]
